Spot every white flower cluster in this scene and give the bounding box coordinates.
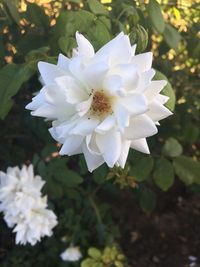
[60,246,82,262]
[0,165,58,245]
[26,32,172,172]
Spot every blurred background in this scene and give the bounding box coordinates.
[0,0,199,266]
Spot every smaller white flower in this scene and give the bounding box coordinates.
[0,165,58,245]
[60,246,82,262]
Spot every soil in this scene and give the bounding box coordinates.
[114,183,200,267]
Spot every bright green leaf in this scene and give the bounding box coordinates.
[88,247,102,260]
[153,158,174,191]
[147,0,165,33]
[173,156,200,185]
[162,137,183,157]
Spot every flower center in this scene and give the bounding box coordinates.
[91,90,113,117]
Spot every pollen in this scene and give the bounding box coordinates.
[91,90,113,116]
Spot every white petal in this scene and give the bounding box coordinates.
[137,69,156,92]
[68,56,89,91]
[43,85,67,105]
[103,75,125,96]
[146,100,173,122]
[76,96,93,116]
[132,44,136,55]
[121,93,148,115]
[76,32,95,59]
[82,144,104,172]
[30,104,57,119]
[125,114,158,139]
[156,94,169,104]
[96,130,121,167]
[86,134,101,155]
[84,61,109,89]
[131,52,153,72]
[131,138,150,154]
[69,118,99,136]
[59,136,83,155]
[96,32,132,66]
[25,89,45,111]
[144,80,167,102]
[113,103,130,130]
[38,62,66,85]
[117,140,131,168]
[57,54,70,71]
[111,64,139,90]
[95,115,115,134]
[55,76,88,104]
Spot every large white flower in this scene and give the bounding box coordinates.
[26,32,172,171]
[0,165,58,245]
[60,246,82,262]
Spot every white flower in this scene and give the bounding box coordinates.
[0,165,58,245]
[26,32,172,171]
[60,246,82,262]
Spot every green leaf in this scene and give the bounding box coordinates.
[0,64,35,119]
[93,164,107,184]
[26,3,50,29]
[153,158,174,191]
[2,0,20,24]
[88,19,111,49]
[64,10,95,37]
[162,138,183,157]
[130,154,154,182]
[139,188,156,212]
[88,247,102,260]
[173,156,200,185]
[153,70,176,112]
[59,36,76,54]
[163,24,181,50]
[87,0,108,15]
[57,169,83,188]
[129,25,148,53]
[147,0,165,33]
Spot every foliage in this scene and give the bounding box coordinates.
[0,0,199,266]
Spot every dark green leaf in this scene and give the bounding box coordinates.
[87,0,108,15]
[56,169,83,188]
[162,138,183,157]
[147,0,165,33]
[173,156,200,185]
[139,188,156,212]
[0,64,35,119]
[2,0,20,24]
[153,158,174,191]
[26,3,50,29]
[130,155,154,182]
[93,164,107,184]
[163,24,181,50]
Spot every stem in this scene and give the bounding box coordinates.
[88,196,102,225]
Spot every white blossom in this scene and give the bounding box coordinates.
[0,165,57,245]
[60,246,82,262]
[26,32,172,171]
